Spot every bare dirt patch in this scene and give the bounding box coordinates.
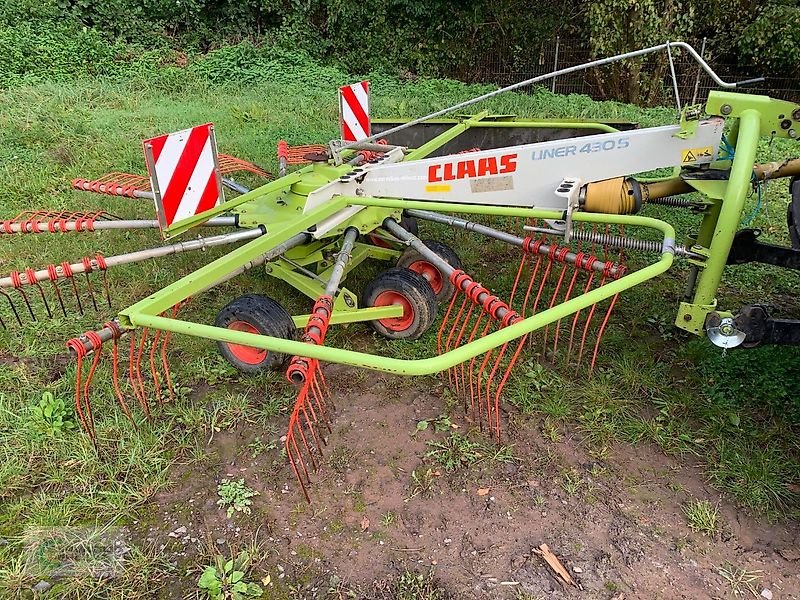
[137,367,800,599]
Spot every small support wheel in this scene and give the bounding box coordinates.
[362,267,438,340]
[215,294,295,373]
[396,239,463,302]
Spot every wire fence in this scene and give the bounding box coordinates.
[447,38,799,107]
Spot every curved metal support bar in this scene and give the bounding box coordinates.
[122,199,675,376]
[339,41,756,152]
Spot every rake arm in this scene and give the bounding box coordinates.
[0,228,263,325]
[284,227,359,501]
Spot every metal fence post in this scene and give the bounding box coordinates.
[691,37,707,105]
[551,36,560,93]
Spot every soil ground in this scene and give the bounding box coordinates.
[133,366,800,599]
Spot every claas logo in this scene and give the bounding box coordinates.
[428,153,517,182]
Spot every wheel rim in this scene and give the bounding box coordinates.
[226,320,267,364]
[373,290,415,331]
[407,260,443,294]
[368,233,391,248]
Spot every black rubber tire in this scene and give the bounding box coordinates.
[214,294,295,373]
[788,176,800,249]
[396,239,463,302]
[362,267,438,340]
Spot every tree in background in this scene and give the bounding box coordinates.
[586,0,696,104]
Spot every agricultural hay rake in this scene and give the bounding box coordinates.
[3,42,799,501]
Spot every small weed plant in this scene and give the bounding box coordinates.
[29,391,74,437]
[394,569,445,600]
[198,550,263,600]
[217,479,259,518]
[426,433,483,472]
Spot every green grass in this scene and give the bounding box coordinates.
[683,499,720,536]
[0,51,799,596]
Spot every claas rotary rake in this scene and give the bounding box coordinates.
[3,42,800,501]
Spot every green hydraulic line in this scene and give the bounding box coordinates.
[690,109,760,306]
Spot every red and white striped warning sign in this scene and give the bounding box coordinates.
[339,81,371,142]
[143,123,223,231]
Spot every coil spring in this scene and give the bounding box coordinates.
[569,229,666,253]
[648,195,701,208]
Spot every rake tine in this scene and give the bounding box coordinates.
[590,294,620,372]
[289,424,313,484]
[60,262,84,315]
[451,303,476,400]
[578,275,607,365]
[492,335,529,444]
[83,271,99,312]
[148,328,164,406]
[129,331,151,420]
[0,289,23,326]
[485,342,511,440]
[30,280,53,319]
[541,252,571,356]
[110,335,136,427]
[16,287,37,321]
[551,265,582,357]
[293,402,320,472]
[301,402,326,462]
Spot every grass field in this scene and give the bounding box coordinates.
[0,62,799,597]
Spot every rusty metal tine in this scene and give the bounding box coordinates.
[445,296,470,387]
[31,281,52,319]
[475,344,496,432]
[68,275,84,315]
[50,280,68,317]
[101,270,112,308]
[508,251,528,308]
[83,272,99,311]
[301,402,326,460]
[15,287,37,321]
[0,290,23,326]
[542,262,570,354]
[567,273,595,364]
[286,440,311,502]
[291,430,312,484]
[485,342,510,440]
[437,291,460,355]
[129,330,151,419]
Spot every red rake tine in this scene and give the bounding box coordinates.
[45,265,68,317]
[451,303,476,400]
[567,272,596,365]
[148,329,164,406]
[129,331,152,420]
[551,265,582,357]
[109,336,136,427]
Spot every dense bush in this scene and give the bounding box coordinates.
[0,0,797,100]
